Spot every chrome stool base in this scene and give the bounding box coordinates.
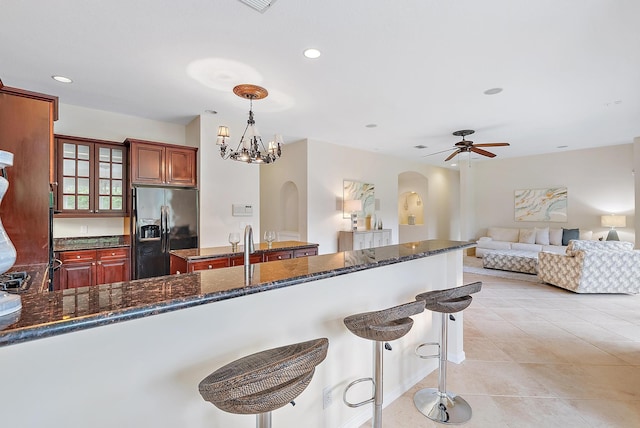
[414,388,472,424]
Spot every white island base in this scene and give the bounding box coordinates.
[0,249,466,428]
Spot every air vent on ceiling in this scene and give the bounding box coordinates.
[238,0,278,13]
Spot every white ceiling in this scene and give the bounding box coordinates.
[2,0,639,167]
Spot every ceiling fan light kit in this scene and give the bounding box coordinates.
[443,129,510,162]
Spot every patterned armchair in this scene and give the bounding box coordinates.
[538,240,640,294]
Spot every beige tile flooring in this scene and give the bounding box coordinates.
[362,271,640,427]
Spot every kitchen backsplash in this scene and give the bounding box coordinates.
[53,217,129,238]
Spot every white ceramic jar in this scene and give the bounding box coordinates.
[0,150,17,275]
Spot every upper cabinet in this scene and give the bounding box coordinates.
[126,139,197,187]
[54,135,127,216]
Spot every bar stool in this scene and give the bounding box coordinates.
[343,300,425,428]
[414,281,482,424]
[199,337,329,428]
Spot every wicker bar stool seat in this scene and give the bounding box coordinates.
[343,300,425,428]
[414,281,482,425]
[199,338,328,427]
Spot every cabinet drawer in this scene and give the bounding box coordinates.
[230,254,262,266]
[294,247,317,258]
[59,250,96,263]
[263,250,293,262]
[97,248,129,260]
[189,258,229,272]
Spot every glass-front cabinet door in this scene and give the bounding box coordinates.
[56,136,127,216]
[96,145,124,213]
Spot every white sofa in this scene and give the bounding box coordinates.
[475,226,593,258]
[538,240,640,294]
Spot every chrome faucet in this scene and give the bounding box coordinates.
[243,225,255,282]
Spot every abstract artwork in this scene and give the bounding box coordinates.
[343,180,375,219]
[514,187,567,222]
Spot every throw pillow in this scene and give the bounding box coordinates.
[549,228,563,246]
[519,228,536,244]
[562,228,579,246]
[579,230,593,240]
[535,227,550,245]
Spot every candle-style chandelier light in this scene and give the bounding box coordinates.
[216,84,283,164]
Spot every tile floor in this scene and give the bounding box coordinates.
[361,271,640,427]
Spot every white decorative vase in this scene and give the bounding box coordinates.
[0,151,17,276]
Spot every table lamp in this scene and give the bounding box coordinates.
[344,200,362,231]
[601,214,626,241]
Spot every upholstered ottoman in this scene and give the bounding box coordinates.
[483,250,538,274]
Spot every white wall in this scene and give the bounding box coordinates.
[470,144,636,244]
[194,114,261,247]
[304,140,461,254]
[260,139,308,240]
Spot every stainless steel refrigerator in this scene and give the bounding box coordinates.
[132,186,198,279]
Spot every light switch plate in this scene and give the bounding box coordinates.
[232,204,253,217]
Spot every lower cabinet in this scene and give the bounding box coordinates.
[338,230,392,252]
[170,245,318,274]
[56,248,130,290]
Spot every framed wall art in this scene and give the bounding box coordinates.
[343,180,375,219]
[514,187,567,222]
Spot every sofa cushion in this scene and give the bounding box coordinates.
[566,239,634,256]
[488,227,519,242]
[512,242,543,252]
[535,227,550,245]
[541,244,567,254]
[477,240,513,251]
[518,228,536,244]
[549,228,563,246]
[562,228,579,246]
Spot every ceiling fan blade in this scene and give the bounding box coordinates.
[422,148,456,157]
[473,142,510,147]
[445,149,462,162]
[470,147,496,158]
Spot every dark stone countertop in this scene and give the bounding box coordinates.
[53,235,130,252]
[170,241,318,260]
[0,239,474,347]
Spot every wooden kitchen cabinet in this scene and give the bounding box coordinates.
[263,250,293,262]
[54,135,127,216]
[127,139,197,187]
[0,83,58,266]
[169,243,319,274]
[56,248,130,290]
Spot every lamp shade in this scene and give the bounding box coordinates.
[344,199,362,213]
[601,215,626,228]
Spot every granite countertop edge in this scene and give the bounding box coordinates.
[0,240,474,347]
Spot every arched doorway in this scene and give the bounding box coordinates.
[398,171,428,243]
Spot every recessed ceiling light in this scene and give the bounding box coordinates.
[483,87,503,95]
[52,75,73,84]
[365,123,377,128]
[451,163,458,167]
[303,48,321,59]
[414,145,427,149]
[557,145,568,149]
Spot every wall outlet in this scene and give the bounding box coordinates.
[80,225,88,234]
[322,386,333,409]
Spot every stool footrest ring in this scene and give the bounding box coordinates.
[415,342,440,359]
[343,377,375,408]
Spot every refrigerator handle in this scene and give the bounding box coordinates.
[163,205,170,252]
[160,205,166,253]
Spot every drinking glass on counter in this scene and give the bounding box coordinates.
[264,230,276,249]
[229,232,240,252]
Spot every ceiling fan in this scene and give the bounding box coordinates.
[426,130,510,162]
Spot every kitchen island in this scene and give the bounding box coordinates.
[0,239,473,428]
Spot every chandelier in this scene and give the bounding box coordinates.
[216,84,283,164]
